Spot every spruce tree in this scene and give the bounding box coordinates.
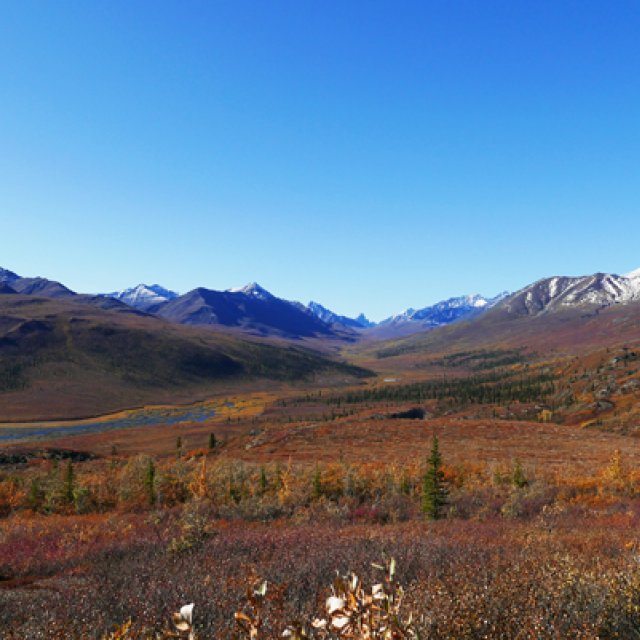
[145,459,156,506]
[28,478,44,511]
[422,435,448,519]
[208,433,216,450]
[259,466,268,495]
[63,460,75,505]
[512,459,528,489]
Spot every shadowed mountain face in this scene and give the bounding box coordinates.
[0,295,371,420]
[9,277,76,299]
[0,268,76,299]
[153,284,347,339]
[0,268,19,284]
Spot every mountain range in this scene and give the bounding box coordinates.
[2,263,640,421]
[371,267,640,364]
[0,287,370,421]
[367,292,510,339]
[106,282,514,340]
[2,265,640,341]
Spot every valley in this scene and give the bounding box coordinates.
[2,265,640,638]
[4,3,639,635]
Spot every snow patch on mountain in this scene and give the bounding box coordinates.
[104,284,178,311]
[381,292,508,327]
[503,271,640,316]
[625,266,640,281]
[227,282,274,300]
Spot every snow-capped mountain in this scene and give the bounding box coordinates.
[104,284,178,311]
[625,267,640,281]
[226,282,274,301]
[502,270,640,317]
[307,301,373,329]
[380,293,509,328]
[5,263,640,341]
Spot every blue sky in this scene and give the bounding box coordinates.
[1,1,639,320]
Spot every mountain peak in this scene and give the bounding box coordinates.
[379,292,507,330]
[307,301,372,329]
[227,282,274,300]
[126,283,177,298]
[0,267,20,283]
[625,267,640,280]
[354,313,375,328]
[103,283,178,311]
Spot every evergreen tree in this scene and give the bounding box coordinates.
[512,459,528,488]
[208,433,216,450]
[63,461,75,505]
[28,478,44,511]
[145,459,156,506]
[259,466,268,495]
[422,435,448,519]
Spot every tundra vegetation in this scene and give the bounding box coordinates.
[2,344,640,637]
[3,441,640,638]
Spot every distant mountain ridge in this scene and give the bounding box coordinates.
[3,264,640,341]
[363,292,509,339]
[381,292,508,325]
[0,268,76,299]
[307,301,373,329]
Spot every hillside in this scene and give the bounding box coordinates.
[350,296,640,434]
[371,301,640,360]
[0,295,370,421]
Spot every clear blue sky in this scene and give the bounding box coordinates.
[1,1,639,320]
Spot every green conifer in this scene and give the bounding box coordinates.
[63,460,75,505]
[422,435,448,519]
[145,459,156,506]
